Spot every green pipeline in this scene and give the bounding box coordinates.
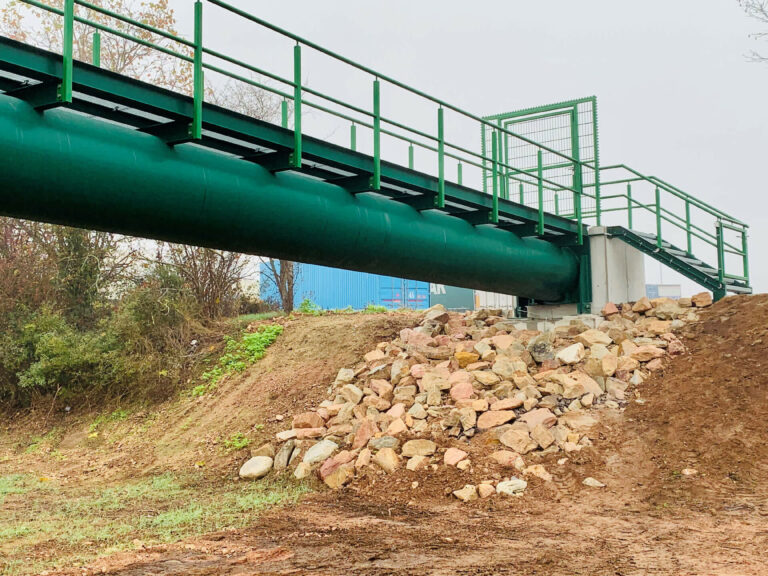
[0,95,579,302]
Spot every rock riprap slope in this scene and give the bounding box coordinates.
[240,295,711,501]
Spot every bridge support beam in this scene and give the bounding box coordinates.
[0,95,581,302]
[589,226,646,311]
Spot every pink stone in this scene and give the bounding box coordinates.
[491,334,516,350]
[386,403,406,419]
[450,381,475,402]
[490,398,523,411]
[518,408,556,431]
[444,447,468,466]
[293,412,325,429]
[351,419,378,450]
[601,302,619,317]
[410,364,428,379]
[477,410,516,430]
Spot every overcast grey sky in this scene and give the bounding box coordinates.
[169,0,767,294]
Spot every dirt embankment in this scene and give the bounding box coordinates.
[0,312,418,483]
[45,295,768,576]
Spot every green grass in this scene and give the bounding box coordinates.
[0,472,310,575]
[195,323,283,395]
[222,432,251,451]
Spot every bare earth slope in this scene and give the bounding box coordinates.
[51,295,768,576]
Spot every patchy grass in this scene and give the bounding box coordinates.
[222,432,251,452]
[0,472,310,575]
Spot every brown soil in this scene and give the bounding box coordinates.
[11,297,768,575]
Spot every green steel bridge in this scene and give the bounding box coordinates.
[0,0,751,307]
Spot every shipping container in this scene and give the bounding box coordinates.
[260,262,430,310]
[430,284,475,311]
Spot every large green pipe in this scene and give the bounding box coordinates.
[0,95,579,301]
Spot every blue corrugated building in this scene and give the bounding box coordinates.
[260,263,430,310]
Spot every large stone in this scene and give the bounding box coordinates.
[335,368,355,385]
[489,450,524,470]
[364,349,386,363]
[499,428,537,454]
[632,297,653,313]
[294,462,311,480]
[478,483,496,498]
[406,455,430,471]
[373,447,400,473]
[450,380,475,401]
[631,345,665,362]
[423,304,450,324]
[453,484,478,502]
[601,302,619,317]
[444,447,468,466]
[691,292,713,308]
[323,463,354,489]
[369,436,400,451]
[295,427,326,439]
[524,464,553,482]
[370,379,394,400]
[496,477,528,496]
[529,335,555,363]
[530,424,555,449]
[273,440,296,470]
[293,412,325,429]
[491,397,524,411]
[575,329,612,347]
[458,407,477,430]
[251,443,275,459]
[352,418,379,450]
[402,439,437,457]
[239,456,273,480]
[519,408,557,430]
[340,384,364,405]
[556,343,586,365]
[409,403,428,419]
[303,439,338,465]
[386,418,408,436]
[472,370,502,387]
[492,357,527,380]
[455,351,480,368]
[477,410,516,430]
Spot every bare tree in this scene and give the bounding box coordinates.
[740,0,768,62]
[157,244,247,320]
[261,259,298,314]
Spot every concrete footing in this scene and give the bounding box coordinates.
[519,226,646,322]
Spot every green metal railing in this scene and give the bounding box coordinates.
[587,164,749,288]
[8,0,750,290]
[13,0,596,238]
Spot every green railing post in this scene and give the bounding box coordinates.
[685,199,692,254]
[191,0,203,140]
[408,142,414,170]
[491,131,499,223]
[741,228,750,284]
[627,183,633,229]
[437,106,445,207]
[457,162,463,186]
[92,31,101,68]
[569,108,583,244]
[537,149,544,236]
[61,0,74,103]
[716,221,725,285]
[372,78,381,190]
[350,122,356,151]
[280,99,288,129]
[554,192,560,216]
[655,187,662,248]
[518,182,524,205]
[291,43,302,168]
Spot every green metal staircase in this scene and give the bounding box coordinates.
[608,227,751,299]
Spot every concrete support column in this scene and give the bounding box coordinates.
[589,226,646,312]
